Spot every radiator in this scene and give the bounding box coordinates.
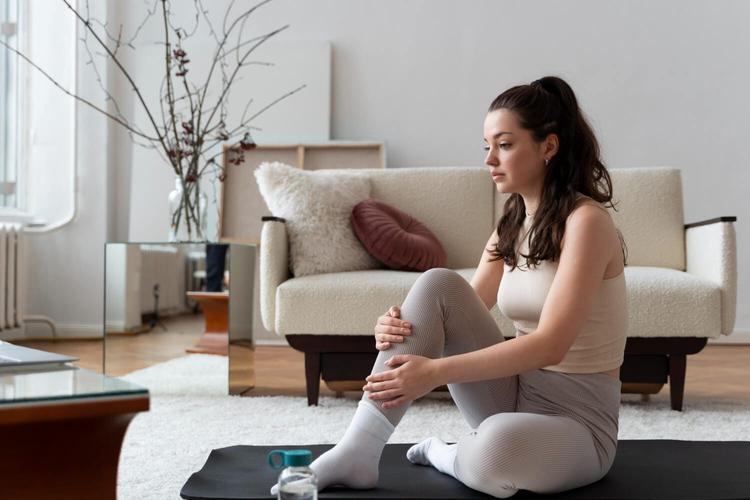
[0,224,23,330]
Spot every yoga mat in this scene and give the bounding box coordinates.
[181,440,750,499]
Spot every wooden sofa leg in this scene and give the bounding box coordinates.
[304,352,321,406]
[668,354,686,411]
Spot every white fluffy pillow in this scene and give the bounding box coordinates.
[254,161,382,277]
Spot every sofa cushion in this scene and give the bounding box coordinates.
[351,198,447,272]
[624,266,721,338]
[274,267,722,339]
[275,267,514,336]
[254,161,381,277]
[365,167,495,269]
[601,167,685,270]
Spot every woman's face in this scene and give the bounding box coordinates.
[482,108,549,195]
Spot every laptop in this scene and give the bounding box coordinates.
[0,341,78,371]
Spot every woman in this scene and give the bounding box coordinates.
[272,75,628,498]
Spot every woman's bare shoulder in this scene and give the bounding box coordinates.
[571,194,611,216]
[562,200,617,249]
[565,198,623,274]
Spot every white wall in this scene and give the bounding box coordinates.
[20,0,749,342]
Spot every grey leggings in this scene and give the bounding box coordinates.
[362,268,622,498]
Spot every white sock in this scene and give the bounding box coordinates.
[406,437,458,478]
[270,400,395,494]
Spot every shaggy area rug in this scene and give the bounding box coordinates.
[118,355,750,500]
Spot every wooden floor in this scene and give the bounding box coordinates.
[16,314,750,405]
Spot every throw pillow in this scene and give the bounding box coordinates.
[254,161,382,277]
[350,198,447,271]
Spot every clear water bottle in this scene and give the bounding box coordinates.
[267,449,318,500]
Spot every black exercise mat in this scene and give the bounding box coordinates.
[181,440,750,500]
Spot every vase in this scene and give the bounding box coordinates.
[168,176,208,242]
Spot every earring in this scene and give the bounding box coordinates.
[544,158,549,166]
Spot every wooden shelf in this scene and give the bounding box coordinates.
[218,141,385,242]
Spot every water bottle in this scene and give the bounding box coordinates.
[267,449,318,500]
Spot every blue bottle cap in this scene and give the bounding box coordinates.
[267,449,313,469]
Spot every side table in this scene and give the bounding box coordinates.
[104,242,257,396]
[0,367,149,500]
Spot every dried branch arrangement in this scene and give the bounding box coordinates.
[0,0,306,240]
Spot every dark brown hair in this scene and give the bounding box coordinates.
[487,76,627,270]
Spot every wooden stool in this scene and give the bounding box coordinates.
[186,291,229,356]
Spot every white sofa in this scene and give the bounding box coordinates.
[258,166,737,409]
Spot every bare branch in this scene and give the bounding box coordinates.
[60,0,167,148]
[219,33,275,59]
[129,0,162,45]
[222,0,239,36]
[225,84,307,129]
[166,0,201,39]
[196,0,222,45]
[199,83,305,156]
[78,21,158,146]
[80,35,128,121]
[161,0,183,178]
[239,97,255,126]
[199,122,262,158]
[159,74,170,141]
[233,0,255,66]
[0,38,159,141]
[201,24,290,134]
[84,0,159,53]
[196,0,275,132]
[197,155,221,178]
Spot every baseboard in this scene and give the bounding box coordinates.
[253,337,289,347]
[708,329,750,345]
[6,321,291,345]
[53,323,102,338]
[8,322,103,341]
[0,328,24,341]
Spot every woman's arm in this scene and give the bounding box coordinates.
[470,229,505,310]
[431,330,560,386]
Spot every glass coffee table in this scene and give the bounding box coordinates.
[0,366,149,500]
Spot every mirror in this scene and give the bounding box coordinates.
[103,242,256,395]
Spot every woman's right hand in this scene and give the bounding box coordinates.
[374,305,412,351]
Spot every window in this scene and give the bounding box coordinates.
[0,0,76,227]
[0,0,21,210]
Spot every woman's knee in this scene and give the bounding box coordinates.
[454,416,519,495]
[455,437,519,498]
[416,267,467,292]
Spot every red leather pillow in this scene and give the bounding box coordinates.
[350,198,447,271]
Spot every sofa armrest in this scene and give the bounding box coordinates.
[259,216,290,334]
[685,216,737,335]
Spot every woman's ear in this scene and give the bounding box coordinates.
[545,133,560,159]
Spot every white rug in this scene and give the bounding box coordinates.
[118,355,750,500]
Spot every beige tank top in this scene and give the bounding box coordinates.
[496,195,628,373]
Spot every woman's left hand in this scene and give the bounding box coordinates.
[362,354,439,409]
